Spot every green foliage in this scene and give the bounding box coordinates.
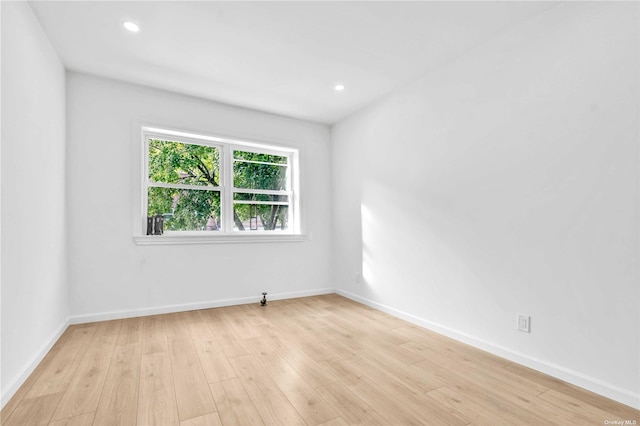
[233,204,288,230]
[147,142,289,231]
[234,151,287,164]
[147,139,221,231]
[148,187,220,231]
[232,150,288,230]
[233,151,287,191]
[149,140,219,186]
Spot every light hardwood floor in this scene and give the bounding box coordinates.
[2,294,638,425]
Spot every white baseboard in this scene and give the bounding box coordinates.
[336,289,640,410]
[1,318,70,408]
[69,288,335,324]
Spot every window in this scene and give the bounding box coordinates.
[140,127,301,241]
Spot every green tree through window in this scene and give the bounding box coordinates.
[145,134,295,233]
[147,140,221,231]
[233,150,289,231]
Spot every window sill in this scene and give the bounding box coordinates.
[133,233,308,245]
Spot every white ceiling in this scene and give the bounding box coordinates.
[30,1,557,124]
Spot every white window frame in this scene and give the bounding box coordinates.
[134,126,304,245]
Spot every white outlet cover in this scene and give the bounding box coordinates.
[517,314,531,333]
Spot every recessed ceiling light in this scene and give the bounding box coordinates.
[123,21,140,33]
[334,84,345,92]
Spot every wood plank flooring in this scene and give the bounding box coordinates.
[2,294,638,425]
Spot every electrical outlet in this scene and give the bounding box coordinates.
[517,314,530,333]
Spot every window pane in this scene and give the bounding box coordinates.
[233,161,287,190]
[233,204,289,231]
[233,193,289,203]
[234,150,287,165]
[148,187,221,231]
[148,139,220,187]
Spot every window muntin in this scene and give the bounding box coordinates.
[233,193,289,203]
[143,128,298,236]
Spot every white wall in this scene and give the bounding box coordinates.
[1,2,68,406]
[66,73,333,320]
[332,2,639,408]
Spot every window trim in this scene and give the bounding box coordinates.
[135,126,305,244]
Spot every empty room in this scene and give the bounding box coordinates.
[1,1,639,425]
